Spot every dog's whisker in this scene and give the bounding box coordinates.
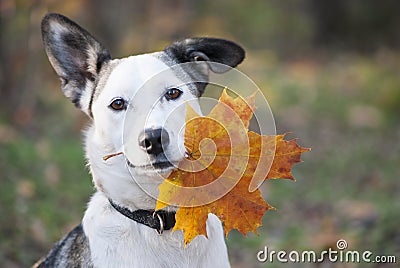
[103,152,124,161]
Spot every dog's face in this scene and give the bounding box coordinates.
[92,55,203,176]
[41,13,244,208]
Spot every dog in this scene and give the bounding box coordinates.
[35,13,244,267]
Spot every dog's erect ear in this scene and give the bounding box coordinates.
[41,13,111,116]
[164,37,245,73]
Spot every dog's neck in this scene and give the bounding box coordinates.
[108,198,176,234]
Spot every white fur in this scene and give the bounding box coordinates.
[83,53,230,267]
[83,193,229,268]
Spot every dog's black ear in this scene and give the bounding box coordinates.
[165,37,245,73]
[41,13,111,116]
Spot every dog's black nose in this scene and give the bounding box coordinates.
[138,128,170,155]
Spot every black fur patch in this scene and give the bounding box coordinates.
[162,37,245,95]
[41,13,111,113]
[164,37,245,72]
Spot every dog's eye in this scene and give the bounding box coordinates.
[109,98,126,111]
[165,88,182,100]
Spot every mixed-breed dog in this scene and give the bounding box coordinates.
[36,13,247,267]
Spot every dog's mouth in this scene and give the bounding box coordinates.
[127,159,178,173]
[103,151,179,173]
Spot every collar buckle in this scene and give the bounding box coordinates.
[153,211,164,234]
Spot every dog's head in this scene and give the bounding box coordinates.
[41,13,244,208]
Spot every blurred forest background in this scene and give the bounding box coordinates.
[1,0,400,267]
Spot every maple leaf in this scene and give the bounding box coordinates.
[156,89,310,246]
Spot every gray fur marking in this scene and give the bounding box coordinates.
[35,224,92,268]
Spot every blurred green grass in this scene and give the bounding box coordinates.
[0,137,92,264]
[226,52,400,267]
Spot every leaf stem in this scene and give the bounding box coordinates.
[103,152,124,161]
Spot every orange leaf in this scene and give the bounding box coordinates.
[156,89,310,246]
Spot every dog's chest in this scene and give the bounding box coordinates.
[86,226,190,267]
[82,192,230,268]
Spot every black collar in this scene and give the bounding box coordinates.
[109,199,176,234]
